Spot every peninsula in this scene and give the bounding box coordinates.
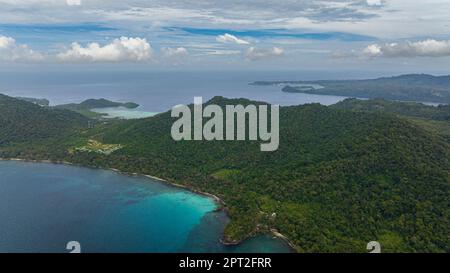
[251,74,450,104]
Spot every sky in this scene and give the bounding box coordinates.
[1,0,450,73]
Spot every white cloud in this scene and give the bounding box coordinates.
[161,47,189,65]
[161,47,188,58]
[201,49,241,56]
[0,35,43,62]
[66,0,81,6]
[363,39,450,58]
[363,44,383,57]
[216,33,250,45]
[245,46,284,61]
[57,37,153,62]
[366,0,382,6]
[0,1,449,41]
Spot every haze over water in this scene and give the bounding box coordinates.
[0,70,383,112]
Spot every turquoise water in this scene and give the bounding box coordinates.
[0,161,293,253]
[91,106,158,119]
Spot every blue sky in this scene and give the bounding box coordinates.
[1,0,450,73]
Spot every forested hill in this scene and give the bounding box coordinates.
[333,98,450,120]
[0,94,448,252]
[332,98,450,142]
[0,94,89,145]
[69,96,448,252]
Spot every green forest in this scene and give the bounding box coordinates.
[0,94,448,253]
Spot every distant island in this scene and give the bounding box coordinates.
[54,98,139,118]
[251,74,450,104]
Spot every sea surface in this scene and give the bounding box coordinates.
[0,161,293,253]
[0,70,359,112]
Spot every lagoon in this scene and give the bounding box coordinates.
[91,106,158,119]
[0,161,293,253]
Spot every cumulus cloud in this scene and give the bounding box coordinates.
[0,35,43,62]
[216,33,250,45]
[161,47,188,58]
[363,39,450,58]
[245,47,284,61]
[57,37,153,62]
[66,0,81,6]
[161,47,189,65]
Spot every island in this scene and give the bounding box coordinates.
[0,93,448,253]
[54,98,140,118]
[251,74,450,104]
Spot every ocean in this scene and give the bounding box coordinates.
[0,161,293,253]
[0,70,366,112]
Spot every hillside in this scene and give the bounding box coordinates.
[15,96,50,106]
[333,98,450,141]
[333,98,450,120]
[0,94,89,146]
[253,74,450,104]
[0,94,448,252]
[69,97,449,252]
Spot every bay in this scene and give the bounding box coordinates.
[0,161,293,253]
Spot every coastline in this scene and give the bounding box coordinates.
[0,157,297,252]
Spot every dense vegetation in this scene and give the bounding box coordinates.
[333,98,450,141]
[253,74,450,104]
[333,98,450,120]
[0,94,448,253]
[15,96,50,106]
[0,94,88,145]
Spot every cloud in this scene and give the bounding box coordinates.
[161,47,188,58]
[363,39,450,58]
[66,0,81,6]
[180,27,373,42]
[0,1,385,29]
[216,33,250,45]
[0,35,43,62]
[366,0,382,7]
[0,1,448,42]
[57,37,153,62]
[197,49,241,56]
[160,47,189,65]
[245,47,284,61]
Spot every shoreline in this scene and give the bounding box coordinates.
[0,157,297,252]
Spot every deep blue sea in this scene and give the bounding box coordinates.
[0,161,293,253]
